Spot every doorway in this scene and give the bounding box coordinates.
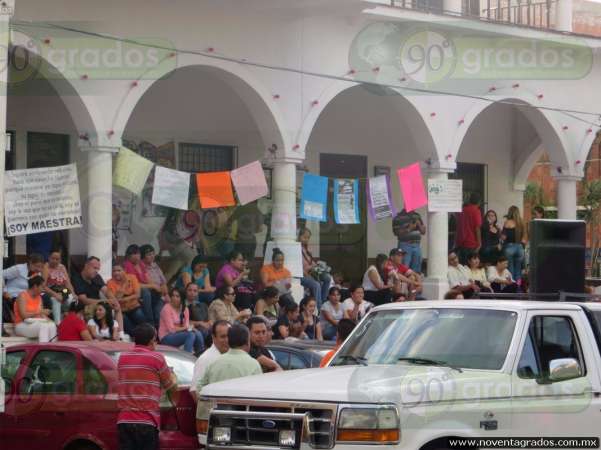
[448,162,487,251]
[319,154,368,283]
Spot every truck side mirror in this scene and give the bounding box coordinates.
[548,358,582,383]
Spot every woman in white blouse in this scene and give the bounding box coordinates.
[487,256,519,293]
[467,253,492,293]
[362,254,393,305]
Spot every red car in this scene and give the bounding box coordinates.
[0,341,199,450]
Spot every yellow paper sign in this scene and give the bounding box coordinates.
[113,147,154,195]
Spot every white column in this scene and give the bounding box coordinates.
[555,0,573,32]
[443,0,462,15]
[555,175,580,220]
[423,169,454,299]
[270,158,299,244]
[269,157,303,301]
[85,148,115,280]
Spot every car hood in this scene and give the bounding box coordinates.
[201,364,511,405]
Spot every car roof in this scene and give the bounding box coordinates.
[572,302,601,310]
[372,300,585,312]
[5,340,181,354]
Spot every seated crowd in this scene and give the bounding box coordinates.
[2,224,430,351]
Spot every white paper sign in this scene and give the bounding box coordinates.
[4,163,83,237]
[264,241,303,279]
[152,166,190,210]
[428,179,463,212]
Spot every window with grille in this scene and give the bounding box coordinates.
[178,142,237,173]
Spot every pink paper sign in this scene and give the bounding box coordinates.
[397,163,427,212]
[230,161,269,205]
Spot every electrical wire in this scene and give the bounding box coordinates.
[9,19,601,128]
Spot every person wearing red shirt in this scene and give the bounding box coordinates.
[383,248,422,300]
[117,323,177,450]
[455,192,483,265]
[57,301,93,341]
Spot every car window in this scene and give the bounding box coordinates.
[20,350,77,395]
[270,349,290,370]
[163,351,195,385]
[2,350,26,393]
[83,358,108,395]
[333,308,517,370]
[107,349,195,385]
[289,353,307,370]
[517,316,585,379]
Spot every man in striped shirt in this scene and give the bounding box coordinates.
[117,323,177,450]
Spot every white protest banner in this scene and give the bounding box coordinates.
[428,179,463,212]
[152,166,190,210]
[4,163,83,237]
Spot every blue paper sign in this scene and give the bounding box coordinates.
[300,173,328,222]
[334,179,360,224]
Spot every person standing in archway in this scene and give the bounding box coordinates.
[392,208,426,274]
[454,193,483,266]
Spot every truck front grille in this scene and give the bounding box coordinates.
[208,399,337,449]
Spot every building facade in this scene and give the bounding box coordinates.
[1,0,600,298]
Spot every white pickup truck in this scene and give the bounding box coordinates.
[198,300,601,449]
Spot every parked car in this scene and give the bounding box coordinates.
[0,341,199,450]
[199,300,601,449]
[266,339,335,370]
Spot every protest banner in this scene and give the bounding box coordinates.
[4,163,82,237]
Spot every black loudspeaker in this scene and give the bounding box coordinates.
[529,220,586,294]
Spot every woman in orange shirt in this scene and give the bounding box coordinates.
[106,264,147,335]
[260,248,292,294]
[14,274,57,342]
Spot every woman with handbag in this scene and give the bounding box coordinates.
[43,248,76,325]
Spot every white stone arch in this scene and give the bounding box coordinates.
[451,96,573,173]
[513,144,545,191]
[577,127,601,166]
[295,79,437,160]
[10,31,106,134]
[111,54,290,154]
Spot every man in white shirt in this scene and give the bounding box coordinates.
[190,320,230,401]
[447,252,479,299]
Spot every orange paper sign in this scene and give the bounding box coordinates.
[196,172,236,208]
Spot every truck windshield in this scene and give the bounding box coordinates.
[331,308,517,370]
